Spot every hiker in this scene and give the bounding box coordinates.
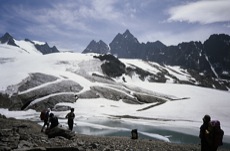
[65,108,75,131]
[199,114,211,151]
[40,108,51,132]
[75,94,79,101]
[209,120,224,151]
[49,113,59,129]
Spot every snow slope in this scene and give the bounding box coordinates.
[0,43,230,146]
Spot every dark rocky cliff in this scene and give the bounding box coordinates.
[83,30,230,81]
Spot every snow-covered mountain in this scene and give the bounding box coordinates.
[83,30,230,91]
[0,32,59,54]
[0,34,230,147]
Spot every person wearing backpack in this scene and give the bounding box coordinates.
[208,120,224,151]
[65,108,75,131]
[40,108,51,132]
[199,114,211,151]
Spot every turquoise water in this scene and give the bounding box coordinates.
[75,125,199,144]
[73,119,230,149]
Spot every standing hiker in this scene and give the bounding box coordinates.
[66,108,75,131]
[40,108,51,132]
[199,115,211,151]
[207,120,224,151]
[199,114,211,151]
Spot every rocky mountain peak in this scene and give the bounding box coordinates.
[123,29,134,39]
[203,34,230,79]
[34,42,59,54]
[124,29,131,34]
[82,40,109,54]
[0,32,18,46]
[1,32,13,41]
[146,40,166,50]
[208,33,230,41]
[110,30,139,45]
[108,30,140,58]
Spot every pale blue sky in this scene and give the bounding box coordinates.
[0,0,230,52]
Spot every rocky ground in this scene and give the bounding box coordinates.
[0,114,228,151]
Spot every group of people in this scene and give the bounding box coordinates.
[42,109,224,151]
[41,107,75,132]
[199,114,224,151]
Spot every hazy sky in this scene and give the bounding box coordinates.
[0,0,230,52]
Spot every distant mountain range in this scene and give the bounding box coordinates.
[83,30,230,81]
[1,31,229,91]
[0,32,59,54]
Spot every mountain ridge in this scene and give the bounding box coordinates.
[82,30,230,81]
[0,32,59,54]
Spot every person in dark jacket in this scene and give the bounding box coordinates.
[199,114,211,151]
[65,108,75,131]
[41,108,51,132]
[49,113,59,129]
[210,120,224,151]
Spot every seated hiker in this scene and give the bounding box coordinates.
[65,108,75,131]
[49,113,59,129]
[40,108,51,132]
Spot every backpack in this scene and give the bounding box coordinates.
[205,120,224,147]
[131,129,138,139]
[40,110,47,121]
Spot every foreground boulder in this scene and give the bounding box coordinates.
[46,126,75,139]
